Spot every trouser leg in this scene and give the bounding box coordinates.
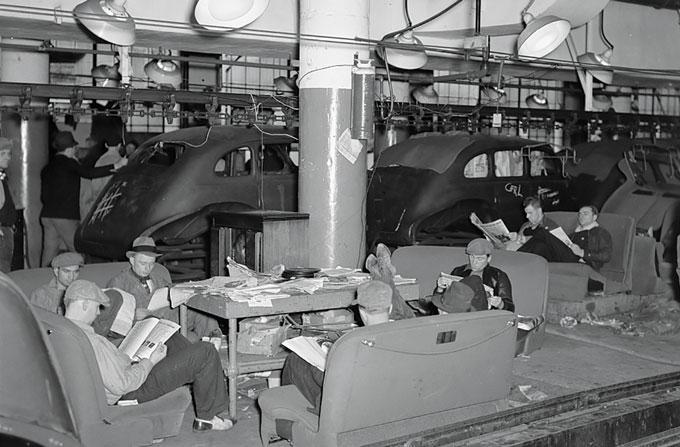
[0,226,14,273]
[41,218,60,267]
[51,218,79,252]
[186,309,222,338]
[133,341,228,420]
[281,352,324,415]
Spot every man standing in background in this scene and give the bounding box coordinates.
[0,137,17,272]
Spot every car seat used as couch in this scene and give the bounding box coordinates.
[391,246,548,355]
[544,211,635,298]
[259,310,517,447]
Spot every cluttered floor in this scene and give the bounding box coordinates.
[154,291,680,447]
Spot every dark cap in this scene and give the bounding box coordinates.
[466,238,493,256]
[432,275,487,313]
[64,280,110,308]
[352,280,393,313]
[51,252,84,269]
[53,131,79,152]
[126,236,162,258]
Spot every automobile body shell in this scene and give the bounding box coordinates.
[367,133,575,249]
[75,125,298,260]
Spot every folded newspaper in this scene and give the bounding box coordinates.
[470,213,511,249]
[549,227,572,246]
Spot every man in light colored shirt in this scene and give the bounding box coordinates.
[65,279,233,432]
[30,252,84,315]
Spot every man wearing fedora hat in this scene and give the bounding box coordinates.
[40,130,128,266]
[432,275,489,314]
[434,238,514,312]
[107,236,221,342]
[0,137,16,272]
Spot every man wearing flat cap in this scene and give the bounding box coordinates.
[29,252,85,315]
[40,130,128,266]
[65,280,234,432]
[107,236,222,342]
[281,280,412,418]
[434,238,514,312]
[0,137,16,273]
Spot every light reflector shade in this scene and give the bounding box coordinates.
[195,0,270,30]
[73,0,135,46]
[92,64,122,87]
[274,76,298,94]
[577,49,613,84]
[144,59,182,89]
[525,93,549,109]
[592,94,613,111]
[517,14,570,59]
[380,30,428,70]
[482,86,507,104]
[412,85,438,104]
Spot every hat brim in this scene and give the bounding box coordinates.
[432,293,469,314]
[195,0,270,30]
[126,250,163,259]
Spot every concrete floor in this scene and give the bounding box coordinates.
[152,312,680,447]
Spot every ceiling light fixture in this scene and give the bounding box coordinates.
[576,11,614,84]
[145,52,182,89]
[378,30,428,70]
[412,85,438,104]
[274,75,298,95]
[91,63,122,87]
[73,0,135,46]
[516,0,570,59]
[592,92,613,111]
[194,0,270,30]
[525,92,549,109]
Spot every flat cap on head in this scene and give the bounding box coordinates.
[466,238,493,256]
[51,252,84,269]
[64,279,110,308]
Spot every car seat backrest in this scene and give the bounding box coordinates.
[319,311,517,434]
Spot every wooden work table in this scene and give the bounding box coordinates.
[180,283,420,417]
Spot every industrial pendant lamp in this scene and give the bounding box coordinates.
[145,52,182,89]
[73,0,135,46]
[576,11,614,84]
[482,85,507,104]
[525,91,549,109]
[92,63,122,87]
[195,0,270,30]
[516,0,570,59]
[274,75,298,95]
[379,30,428,70]
[592,92,613,111]
[412,85,438,104]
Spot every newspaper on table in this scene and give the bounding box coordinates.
[549,227,572,246]
[470,212,511,249]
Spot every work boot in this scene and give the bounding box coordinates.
[193,415,235,432]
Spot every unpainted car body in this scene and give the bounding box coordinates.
[367,133,576,249]
[566,138,680,263]
[75,125,298,260]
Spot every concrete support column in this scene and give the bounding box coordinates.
[299,0,370,268]
[1,38,49,268]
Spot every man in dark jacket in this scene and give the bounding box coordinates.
[436,238,514,312]
[40,131,127,266]
[0,138,16,272]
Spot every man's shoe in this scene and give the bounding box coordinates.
[193,415,235,432]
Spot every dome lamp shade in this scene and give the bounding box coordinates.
[517,13,570,59]
[577,49,613,85]
[412,85,438,104]
[91,63,122,87]
[144,59,182,89]
[195,0,270,30]
[525,92,549,109]
[379,30,428,70]
[73,0,135,46]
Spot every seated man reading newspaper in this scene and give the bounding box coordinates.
[430,238,515,312]
[471,199,612,273]
[281,279,414,418]
[64,279,234,432]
